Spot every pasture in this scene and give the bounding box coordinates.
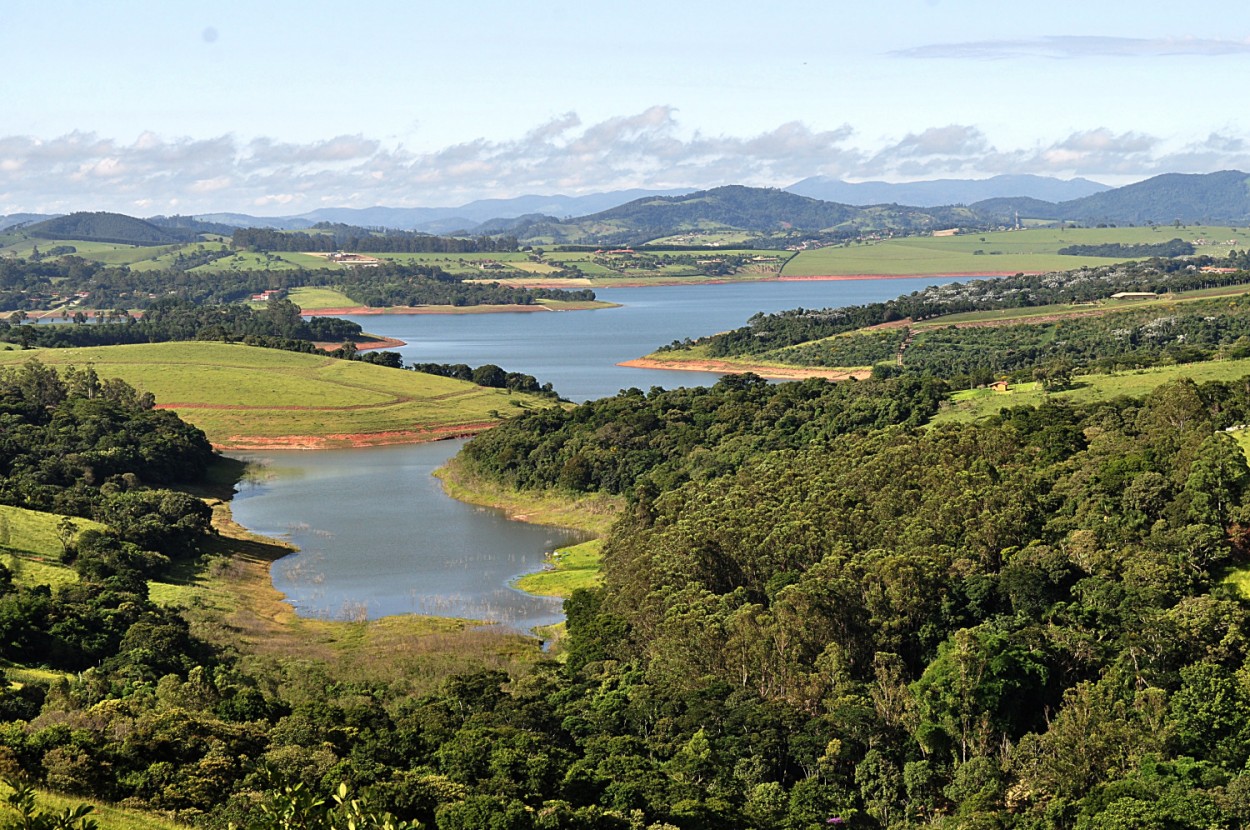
[283,286,358,309]
[783,225,1244,277]
[934,357,1250,423]
[0,342,557,448]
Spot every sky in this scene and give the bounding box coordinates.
[4,0,1250,215]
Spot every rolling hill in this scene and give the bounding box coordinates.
[974,170,1250,225]
[23,211,195,245]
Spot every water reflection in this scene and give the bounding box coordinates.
[228,440,585,630]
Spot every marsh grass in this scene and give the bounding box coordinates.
[513,539,603,598]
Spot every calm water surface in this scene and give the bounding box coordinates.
[233,277,973,627]
[347,277,962,401]
[229,440,584,628]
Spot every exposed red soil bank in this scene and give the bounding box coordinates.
[211,421,499,451]
[619,358,870,382]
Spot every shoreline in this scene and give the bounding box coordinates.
[619,356,871,381]
[487,271,1038,289]
[312,335,407,351]
[302,304,555,316]
[301,300,616,317]
[208,421,498,452]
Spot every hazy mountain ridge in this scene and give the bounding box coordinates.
[787,173,1110,206]
[0,213,61,232]
[12,173,1250,248]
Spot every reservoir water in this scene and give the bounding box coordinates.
[231,277,972,627]
[229,440,585,627]
[347,278,957,402]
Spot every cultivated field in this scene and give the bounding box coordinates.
[0,342,557,448]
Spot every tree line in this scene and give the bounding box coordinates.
[0,256,595,313]
[232,225,519,254]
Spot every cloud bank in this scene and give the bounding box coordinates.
[1,108,1248,215]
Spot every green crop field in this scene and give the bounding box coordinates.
[0,342,558,447]
[783,226,1244,277]
[934,357,1250,424]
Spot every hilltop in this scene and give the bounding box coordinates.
[975,170,1250,225]
[24,211,195,245]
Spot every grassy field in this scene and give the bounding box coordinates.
[283,286,358,309]
[513,539,603,597]
[0,342,557,448]
[783,226,1243,277]
[934,357,1250,423]
[0,504,107,591]
[0,784,187,830]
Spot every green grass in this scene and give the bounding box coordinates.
[514,539,603,597]
[0,505,102,558]
[0,784,188,830]
[0,342,557,447]
[783,226,1243,277]
[935,357,1250,424]
[283,286,358,309]
[0,504,102,591]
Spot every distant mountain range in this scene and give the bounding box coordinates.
[1022,170,1250,225]
[8,172,1250,248]
[178,176,1116,233]
[192,189,694,234]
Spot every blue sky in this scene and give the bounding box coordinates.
[4,0,1250,214]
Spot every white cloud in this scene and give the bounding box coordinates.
[1,111,1248,215]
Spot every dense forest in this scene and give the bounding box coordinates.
[232,226,519,254]
[761,292,1250,388]
[6,361,1250,828]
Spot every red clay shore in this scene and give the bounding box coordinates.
[302,305,555,316]
[773,271,1036,282]
[311,336,406,352]
[212,422,498,452]
[619,357,870,382]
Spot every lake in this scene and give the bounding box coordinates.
[233,276,973,627]
[345,277,959,401]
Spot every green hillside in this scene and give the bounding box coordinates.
[23,211,191,245]
[0,343,557,448]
